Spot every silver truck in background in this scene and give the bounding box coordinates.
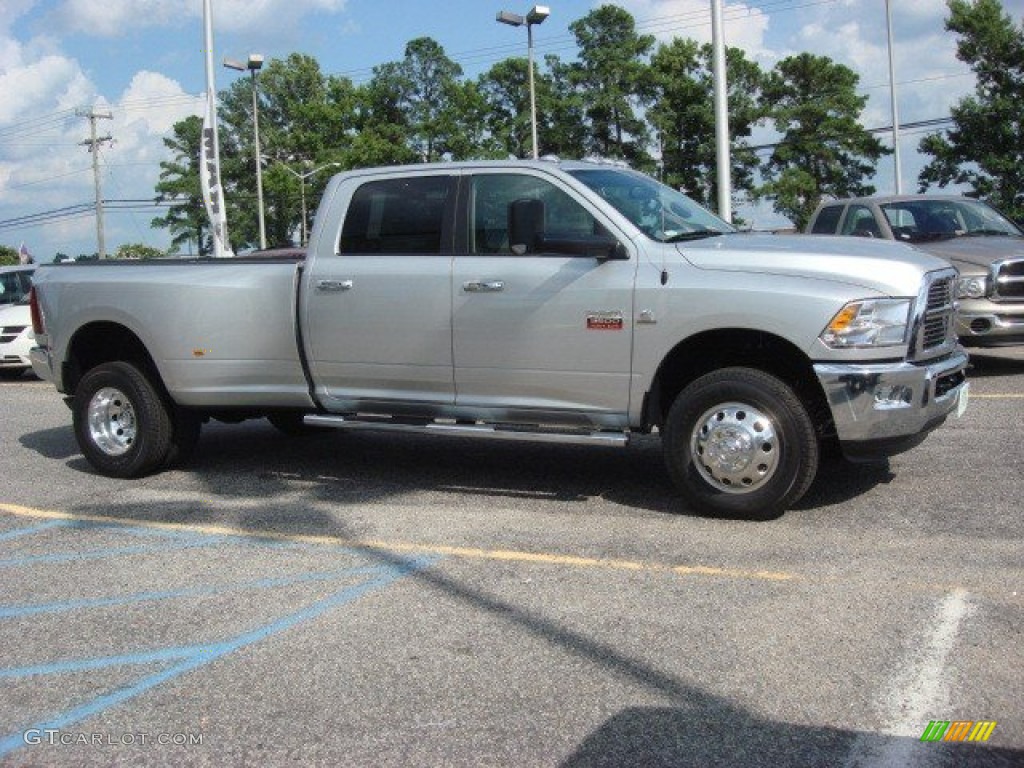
[29,160,969,519]
[806,194,1024,347]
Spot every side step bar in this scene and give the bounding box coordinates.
[303,414,630,447]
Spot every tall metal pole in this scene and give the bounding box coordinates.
[527,22,539,160]
[885,0,903,194]
[299,178,308,247]
[250,69,267,249]
[711,0,732,223]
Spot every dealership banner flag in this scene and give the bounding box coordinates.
[200,0,232,258]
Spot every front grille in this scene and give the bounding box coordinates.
[910,270,957,361]
[992,258,1024,301]
[1,326,27,343]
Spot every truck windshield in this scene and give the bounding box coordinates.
[880,199,1022,242]
[568,168,735,243]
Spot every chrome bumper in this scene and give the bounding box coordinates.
[814,348,969,445]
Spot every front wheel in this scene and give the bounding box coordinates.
[662,368,819,520]
[72,361,173,478]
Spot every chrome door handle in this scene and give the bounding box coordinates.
[463,280,505,293]
[316,279,353,292]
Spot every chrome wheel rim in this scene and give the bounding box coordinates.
[87,387,137,456]
[691,401,779,494]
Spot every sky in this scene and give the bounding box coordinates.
[0,0,1010,258]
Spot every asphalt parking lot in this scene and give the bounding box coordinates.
[0,348,1021,767]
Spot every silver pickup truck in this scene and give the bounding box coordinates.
[29,160,969,519]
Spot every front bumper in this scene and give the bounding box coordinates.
[955,310,1024,347]
[814,348,969,459]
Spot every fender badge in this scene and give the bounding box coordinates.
[587,312,624,330]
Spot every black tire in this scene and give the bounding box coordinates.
[166,407,202,467]
[662,367,819,520]
[72,361,173,478]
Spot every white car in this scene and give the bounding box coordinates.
[0,303,34,379]
[0,265,35,308]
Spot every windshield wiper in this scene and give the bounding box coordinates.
[964,229,1015,237]
[663,229,728,243]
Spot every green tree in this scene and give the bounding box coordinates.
[649,40,765,213]
[568,5,655,167]
[115,243,165,259]
[220,54,358,248]
[477,58,535,158]
[0,245,18,265]
[477,54,577,159]
[758,53,888,229]
[541,54,588,159]
[152,115,208,256]
[918,0,1024,222]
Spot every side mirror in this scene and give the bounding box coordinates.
[509,198,545,254]
[539,234,628,260]
[508,197,627,259]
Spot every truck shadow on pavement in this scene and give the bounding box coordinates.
[20,418,892,521]
[965,350,1024,378]
[561,706,1022,767]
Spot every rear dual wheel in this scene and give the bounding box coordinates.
[73,361,199,477]
[663,367,819,520]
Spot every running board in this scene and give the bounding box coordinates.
[303,414,630,447]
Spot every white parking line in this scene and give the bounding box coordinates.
[844,589,973,768]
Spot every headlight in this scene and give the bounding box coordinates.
[956,275,987,299]
[820,298,912,348]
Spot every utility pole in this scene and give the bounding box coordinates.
[77,108,113,259]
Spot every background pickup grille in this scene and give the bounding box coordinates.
[992,258,1024,301]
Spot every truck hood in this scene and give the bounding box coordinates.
[676,232,947,297]
[910,234,1024,271]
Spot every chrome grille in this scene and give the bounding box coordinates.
[910,269,957,361]
[992,258,1024,301]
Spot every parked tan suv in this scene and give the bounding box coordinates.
[806,195,1024,347]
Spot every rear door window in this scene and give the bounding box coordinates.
[338,176,454,255]
[810,205,844,234]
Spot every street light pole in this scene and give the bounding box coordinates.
[497,6,550,160]
[224,54,267,249]
[279,162,342,246]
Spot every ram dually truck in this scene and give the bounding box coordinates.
[28,160,969,519]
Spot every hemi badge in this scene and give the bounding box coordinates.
[587,312,624,331]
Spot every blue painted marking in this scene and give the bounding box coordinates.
[0,520,70,543]
[0,537,229,568]
[1,646,197,679]
[55,518,367,556]
[0,554,438,757]
[0,564,393,621]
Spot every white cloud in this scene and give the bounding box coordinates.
[0,51,91,129]
[50,0,349,37]
[0,13,202,255]
[609,0,771,60]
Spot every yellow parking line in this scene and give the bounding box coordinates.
[0,502,795,582]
